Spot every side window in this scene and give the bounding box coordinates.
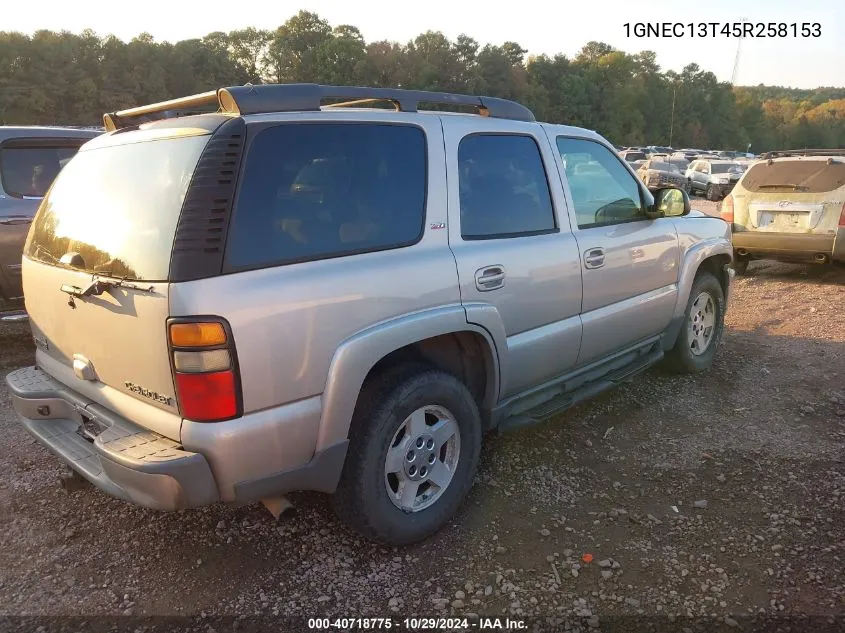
[226,123,427,270]
[556,137,645,229]
[458,134,556,240]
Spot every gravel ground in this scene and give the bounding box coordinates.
[1,221,843,631]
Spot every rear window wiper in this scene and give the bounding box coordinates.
[757,184,809,191]
[60,275,154,301]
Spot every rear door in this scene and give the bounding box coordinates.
[22,128,214,440]
[0,137,89,303]
[552,134,679,365]
[443,118,583,398]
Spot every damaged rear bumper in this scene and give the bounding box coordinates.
[6,366,219,510]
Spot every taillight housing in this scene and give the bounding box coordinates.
[839,202,845,227]
[167,317,241,422]
[721,194,734,224]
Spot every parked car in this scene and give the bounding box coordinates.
[636,159,689,192]
[619,149,647,163]
[6,84,733,545]
[685,159,744,200]
[722,149,845,274]
[0,126,101,312]
[666,156,690,173]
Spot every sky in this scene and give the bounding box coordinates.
[4,0,844,89]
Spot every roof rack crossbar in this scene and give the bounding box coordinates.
[102,83,535,131]
[761,149,845,159]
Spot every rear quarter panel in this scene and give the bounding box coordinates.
[168,113,459,423]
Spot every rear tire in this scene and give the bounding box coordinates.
[665,271,725,373]
[332,364,482,545]
[732,258,750,276]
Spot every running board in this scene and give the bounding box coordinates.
[497,344,664,434]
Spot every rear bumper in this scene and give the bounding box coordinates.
[7,367,219,510]
[732,230,838,262]
[6,366,348,510]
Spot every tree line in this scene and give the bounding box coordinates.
[1,11,843,151]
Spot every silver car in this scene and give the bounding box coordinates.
[0,126,101,312]
[685,159,745,201]
[6,84,733,545]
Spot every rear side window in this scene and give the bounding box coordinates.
[0,144,82,198]
[741,159,845,193]
[225,123,426,270]
[458,134,556,239]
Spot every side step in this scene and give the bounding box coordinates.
[498,344,663,434]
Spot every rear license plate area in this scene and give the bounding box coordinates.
[758,211,804,229]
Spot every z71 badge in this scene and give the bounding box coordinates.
[124,381,172,406]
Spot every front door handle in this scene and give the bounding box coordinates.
[475,265,506,291]
[584,248,605,269]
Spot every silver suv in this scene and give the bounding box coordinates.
[6,84,734,545]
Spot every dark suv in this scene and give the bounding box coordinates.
[0,126,101,312]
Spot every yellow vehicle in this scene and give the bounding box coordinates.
[721,149,845,274]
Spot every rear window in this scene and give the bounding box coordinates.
[25,134,209,281]
[625,152,646,161]
[741,159,845,193]
[0,145,81,198]
[225,123,426,270]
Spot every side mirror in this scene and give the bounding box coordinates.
[650,187,690,218]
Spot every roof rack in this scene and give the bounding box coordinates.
[761,148,845,159]
[102,83,536,131]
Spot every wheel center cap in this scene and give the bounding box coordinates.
[404,433,436,481]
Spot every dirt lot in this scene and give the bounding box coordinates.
[1,202,843,631]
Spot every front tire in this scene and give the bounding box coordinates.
[665,271,726,373]
[332,365,482,545]
[706,183,719,201]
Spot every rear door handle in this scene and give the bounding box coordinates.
[475,265,506,291]
[584,248,605,269]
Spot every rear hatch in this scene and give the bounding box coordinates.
[21,126,214,440]
[738,158,845,234]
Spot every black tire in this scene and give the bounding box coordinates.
[332,364,482,545]
[706,184,719,201]
[665,271,726,374]
[732,258,750,276]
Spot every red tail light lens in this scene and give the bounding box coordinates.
[168,318,240,422]
[839,202,845,227]
[175,371,237,420]
[721,194,734,223]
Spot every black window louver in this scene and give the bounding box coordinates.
[169,117,246,281]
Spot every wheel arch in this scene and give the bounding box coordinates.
[315,305,501,452]
[663,238,733,351]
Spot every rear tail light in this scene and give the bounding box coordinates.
[168,318,241,422]
[839,202,845,227]
[721,194,734,223]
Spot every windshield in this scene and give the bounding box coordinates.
[625,152,646,161]
[24,134,209,281]
[649,161,672,171]
[741,159,845,193]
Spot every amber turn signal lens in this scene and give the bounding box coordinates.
[169,322,227,347]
